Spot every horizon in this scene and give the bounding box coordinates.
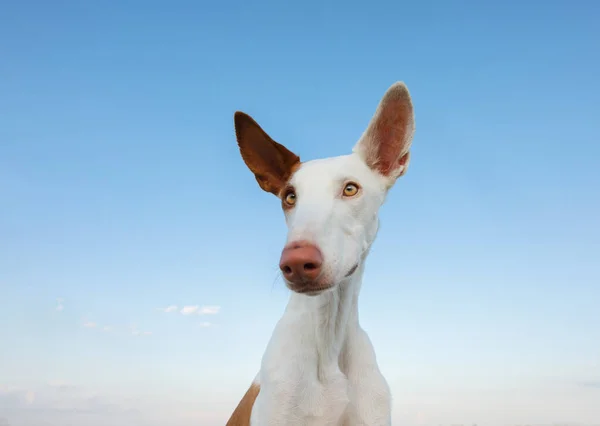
[1,1,599,425]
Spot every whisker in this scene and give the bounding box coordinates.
[270,265,284,293]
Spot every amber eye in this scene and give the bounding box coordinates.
[284,191,297,206]
[343,182,360,197]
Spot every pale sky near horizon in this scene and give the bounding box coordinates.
[1,1,599,426]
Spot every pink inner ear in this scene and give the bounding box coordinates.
[371,97,412,177]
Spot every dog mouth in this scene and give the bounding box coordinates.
[288,263,360,296]
[294,285,334,296]
[344,263,359,277]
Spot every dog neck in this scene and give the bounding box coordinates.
[284,264,365,380]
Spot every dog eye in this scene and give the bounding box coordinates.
[284,191,297,206]
[342,182,360,197]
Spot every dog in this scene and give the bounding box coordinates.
[226,81,416,426]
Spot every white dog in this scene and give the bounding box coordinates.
[227,82,416,426]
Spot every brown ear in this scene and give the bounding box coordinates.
[353,82,415,181]
[234,111,300,196]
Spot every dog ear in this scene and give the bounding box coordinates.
[234,111,300,196]
[353,82,415,182]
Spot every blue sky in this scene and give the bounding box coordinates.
[1,1,599,425]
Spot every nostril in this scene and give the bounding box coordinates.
[304,263,317,271]
[282,265,293,275]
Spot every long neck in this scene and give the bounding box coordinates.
[285,265,365,380]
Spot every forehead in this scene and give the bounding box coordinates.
[289,153,381,191]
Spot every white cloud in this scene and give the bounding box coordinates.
[0,383,233,425]
[0,384,145,424]
[55,298,64,312]
[180,305,199,315]
[0,386,36,406]
[199,305,221,315]
[47,380,76,392]
[198,322,212,328]
[24,391,35,405]
[157,304,221,316]
[130,325,151,337]
[157,305,178,313]
[102,326,112,332]
[83,321,97,328]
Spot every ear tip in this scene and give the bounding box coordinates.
[234,111,257,135]
[386,81,412,102]
[390,81,409,90]
[234,110,248,123]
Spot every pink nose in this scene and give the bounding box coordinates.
[279,241,323,285]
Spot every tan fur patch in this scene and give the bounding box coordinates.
[226,382,260,426]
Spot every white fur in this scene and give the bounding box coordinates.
[248,82,415,426]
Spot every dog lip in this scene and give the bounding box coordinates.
[285,264,359,294]
[344,263,359,277]
[296,288,332,296]
[291,284,334,295]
